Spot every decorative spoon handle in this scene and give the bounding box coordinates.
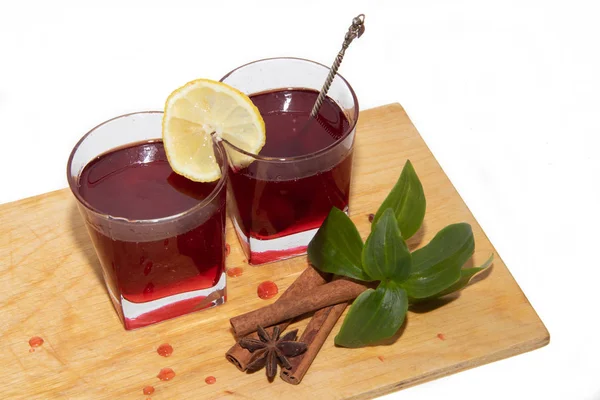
[310,14,365,118]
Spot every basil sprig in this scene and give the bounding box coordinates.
[307,160,492,348]
[334,281,408,348]
[308,207,371,281]
[371,160,425,239]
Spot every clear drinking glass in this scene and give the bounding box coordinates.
[67,112,227,330]
[220,57,359,265]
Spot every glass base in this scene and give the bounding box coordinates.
[232,217,318,265]
[105,271,227,330]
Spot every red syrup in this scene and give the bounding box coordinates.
[157,343,173,357]
[77,141,226,329]
[205,376,216,384]
[157,368,176,381]
[143,386,155,395]
[28,336,44,351]
[227,89,353,263]
[226,267,244,278]
[257,281,279,300]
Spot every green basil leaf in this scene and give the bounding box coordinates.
[402,223,474,299]
[362,208,411,283]
[335,281,408,348]
[409,253,493,303]
[308,207,371,281]
[373,160,425,240]
[435,253,493,297]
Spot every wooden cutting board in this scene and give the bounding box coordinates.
[0,104,549,399]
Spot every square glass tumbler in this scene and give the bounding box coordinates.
[220,57,359,265]
[67,112,227,330]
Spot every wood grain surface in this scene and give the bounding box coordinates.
[0,104,549,399]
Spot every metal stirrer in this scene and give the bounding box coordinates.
[310,14,366,118]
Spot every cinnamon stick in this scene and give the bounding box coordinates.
[225,266,328,371]
[230,279,368,338]
[281,302,347,384]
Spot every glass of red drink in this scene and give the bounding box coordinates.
[67,112,227,330]
[220,57,358,265]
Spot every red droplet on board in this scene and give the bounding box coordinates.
[29,336,44,348]
[225,243,231,257]
[437,333,446,341]
[157,343,173,357]
[378,355,385,362]
[205,376,216,384]
[368,213,375,223]
[257,281,279,300]
[157,368,176,381]
[143,386,155,395]
[226,267,244,278]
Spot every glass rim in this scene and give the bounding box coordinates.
[219,56,359,164]
[66,110,228,225]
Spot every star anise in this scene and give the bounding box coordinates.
[239,325,308,381]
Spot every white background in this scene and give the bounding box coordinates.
[1,1,599,399]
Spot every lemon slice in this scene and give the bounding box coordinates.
[162,79,265,182]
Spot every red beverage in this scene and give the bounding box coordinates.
[68,112,228,330]
[229,89,352,238]
[226,88,355,264]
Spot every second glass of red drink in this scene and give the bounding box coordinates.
[221,57,359,264]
